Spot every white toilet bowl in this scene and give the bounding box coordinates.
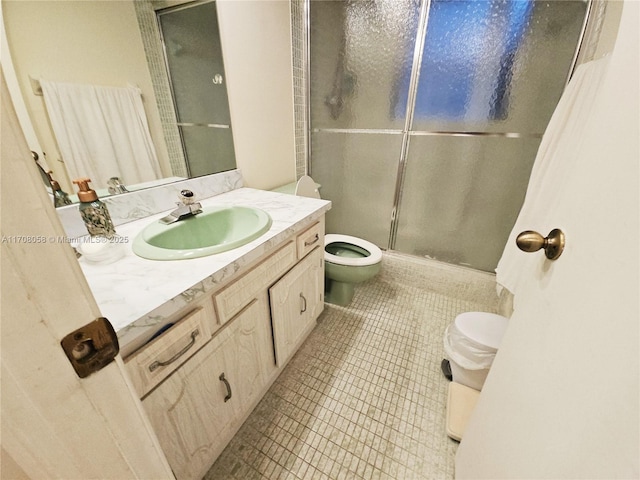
[444,312,508,391]
[295,176,383,306]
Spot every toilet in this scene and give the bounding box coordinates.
[295,176,382,306]
[443,312,508,391]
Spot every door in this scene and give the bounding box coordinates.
[142,320,239,480]
[1,72,173,478]
[455,3,638,477]
[157,0,236,178]
[309,0,590,272]
[142,296,274,480]
[270,246,324,366]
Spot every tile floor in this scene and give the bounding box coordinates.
[205,252,498,480]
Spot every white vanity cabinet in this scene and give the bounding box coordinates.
[127,217,326,480]
[141,295,275,480]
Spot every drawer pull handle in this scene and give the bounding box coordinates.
[148,329,199,372]
[219,373,232,402]
[300,293,307,314]
[304,234,320,246]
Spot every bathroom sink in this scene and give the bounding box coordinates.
[133,206,272,260]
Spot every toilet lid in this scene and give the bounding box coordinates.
[454,312,508,350]
[324,234,383,266]
[295,175,321,199]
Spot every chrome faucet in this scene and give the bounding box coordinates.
[107,177,129,195]
[159,189,203,224]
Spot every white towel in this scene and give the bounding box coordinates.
[495,56,611,297]
[41,80,162,190]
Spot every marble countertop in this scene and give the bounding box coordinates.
[78,187,331,357]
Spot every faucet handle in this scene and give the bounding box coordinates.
[179,189,196,205]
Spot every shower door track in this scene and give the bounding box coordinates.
[312,128,542,139]
[312,129,402,135]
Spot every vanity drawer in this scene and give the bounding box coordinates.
[125,305,213,398]
[214,241,296,324]
[297,219,324,259]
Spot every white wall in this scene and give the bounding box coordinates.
[217,0,297,190]
[455,1,639,478]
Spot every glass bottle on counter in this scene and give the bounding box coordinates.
[72,178,116,237]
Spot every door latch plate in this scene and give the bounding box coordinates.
[61,317,119,378]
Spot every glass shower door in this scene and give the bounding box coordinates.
[394,0,589,270]
[309,0,420,247]
[310,0,589,272]
[157,0,236,178]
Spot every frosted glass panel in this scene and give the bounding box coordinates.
[310,0,419,130]
[180,126,235,178]
[395,135,542,271]
[311,132,402,247]
[158,2,231,125]
[408,0,588,133]
[309,0,588,272]
[158,1,236,178]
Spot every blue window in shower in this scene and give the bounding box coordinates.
[394,0,534,125]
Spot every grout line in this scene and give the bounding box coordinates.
[205,252,498,480]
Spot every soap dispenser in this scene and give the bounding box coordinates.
[73,178,116,237]
[47,171,72,207]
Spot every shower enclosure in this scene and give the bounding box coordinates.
[308,0,590,272]
[157,0,236,178]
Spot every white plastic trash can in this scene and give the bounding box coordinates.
[443,312,508,391]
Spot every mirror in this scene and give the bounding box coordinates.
[2,0,236,205]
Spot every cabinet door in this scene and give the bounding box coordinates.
[142,296,274,480]
[221,293,276,413]
[270,246,324,366]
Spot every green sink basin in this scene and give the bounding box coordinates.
[133,206,272,260]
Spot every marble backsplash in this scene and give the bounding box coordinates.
[57,170,243,238]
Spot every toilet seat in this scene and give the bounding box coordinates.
[324,234,383,267]
[454,312,508,350]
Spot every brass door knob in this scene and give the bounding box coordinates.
[516,229,565,260]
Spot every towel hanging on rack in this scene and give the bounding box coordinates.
[40,79,162,190]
